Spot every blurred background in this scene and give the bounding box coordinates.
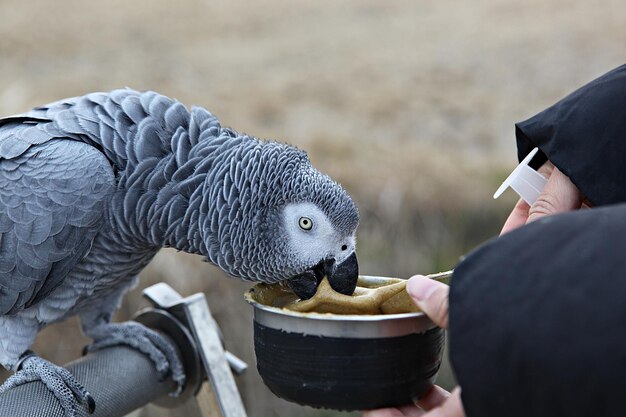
[1,0,625,416]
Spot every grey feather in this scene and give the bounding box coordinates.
[0,233,17,273]
[14,216,52,245]
[164,103,190,132]
[121,95,146,125]
[16,239,51,270]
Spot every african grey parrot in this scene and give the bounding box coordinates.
[0,89,360,416]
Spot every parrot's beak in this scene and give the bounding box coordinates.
[326,252,359,296]
[287,252,359,300]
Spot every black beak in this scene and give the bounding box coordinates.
[287,252,359,300]
[286,270,321,301]
[326,252,359,296]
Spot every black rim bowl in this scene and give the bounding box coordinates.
[245,276,446,411]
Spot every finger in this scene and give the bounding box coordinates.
[363,407,424,417]
[422,387,465,417]
[396,404,427,417]
[527,166,582,223]
[499,198,530,235]
[406,275,449,329]
[415,385,451,410]
[499,160,555,235]
[536,160,555,178]
[362,408,404,417]
[361,386,453,417]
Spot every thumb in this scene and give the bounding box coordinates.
[406,275,449,329]
[422,387,465,417]
[527,166,582,223]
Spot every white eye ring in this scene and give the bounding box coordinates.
[298,217,313,231]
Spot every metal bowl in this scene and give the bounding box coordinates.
[245,276,446,411]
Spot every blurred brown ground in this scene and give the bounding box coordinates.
[0,0,625,416]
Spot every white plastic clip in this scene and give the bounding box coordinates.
[493,147,548,205]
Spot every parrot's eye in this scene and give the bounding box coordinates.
[298,217,313,231]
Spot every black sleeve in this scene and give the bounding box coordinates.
[448,65,626,417]
[515,63,626,206]
[448,205,626,417]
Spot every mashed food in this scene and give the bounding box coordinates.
[250,276,422,315]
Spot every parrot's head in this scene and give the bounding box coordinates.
[276,162,360,300]
[259,145,360,300]
[203,140,359,300]
[278,196,359,300]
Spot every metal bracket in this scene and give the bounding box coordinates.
[134,283,248,417]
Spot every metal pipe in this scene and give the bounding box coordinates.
[0,346,176,417]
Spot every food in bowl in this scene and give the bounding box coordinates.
[245,274,449,410]
[252,276,420,315]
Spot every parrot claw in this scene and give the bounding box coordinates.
[0,353,94,417]
[84,321,185,396]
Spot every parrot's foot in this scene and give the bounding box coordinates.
[0,352,95,417]
[84,321,185,395]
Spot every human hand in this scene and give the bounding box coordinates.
[362,275,466,417]
[500,161,587,235]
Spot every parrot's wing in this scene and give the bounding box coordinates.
[0,121,115,315]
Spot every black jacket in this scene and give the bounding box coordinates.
[449,64,626,417]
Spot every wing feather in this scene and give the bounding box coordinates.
[0,136,114,315]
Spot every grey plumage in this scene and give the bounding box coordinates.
[0,89,359,415]
[0,139,114,315]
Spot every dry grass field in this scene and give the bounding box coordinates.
[1,0,625,416]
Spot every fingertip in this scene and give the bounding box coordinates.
[408,274,427,280]
[500,198,530,235]
[362,408,406,417]
[444,387,466,416]
[406,275,443,301]
[415,385,451,410]
[407,276,449,328]
[406,275,426,296]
